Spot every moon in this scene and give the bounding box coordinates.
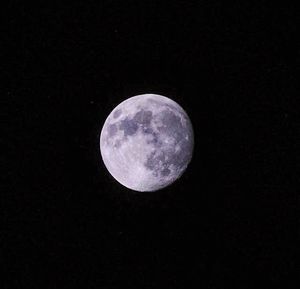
[100,94,194,192]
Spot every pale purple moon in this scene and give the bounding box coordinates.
[100,94,194,192]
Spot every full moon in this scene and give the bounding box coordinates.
[100,94,194,192]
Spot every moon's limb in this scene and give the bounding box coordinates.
[100,94,194,192]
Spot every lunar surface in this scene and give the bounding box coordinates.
[100,94,194,192]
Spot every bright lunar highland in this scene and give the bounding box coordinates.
[100,94,194,192]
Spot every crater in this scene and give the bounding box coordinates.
[144,151,173,177]
[142,127,154,134]
[173,152,187,168]
[144,131,192,178]
[146,132,162,146]
[144,151,157,171]
[161,168,171,176]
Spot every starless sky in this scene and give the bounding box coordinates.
[4,1,298,288]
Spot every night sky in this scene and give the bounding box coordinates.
[4,1,298,288]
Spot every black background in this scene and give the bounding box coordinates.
[4,1,298,288]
